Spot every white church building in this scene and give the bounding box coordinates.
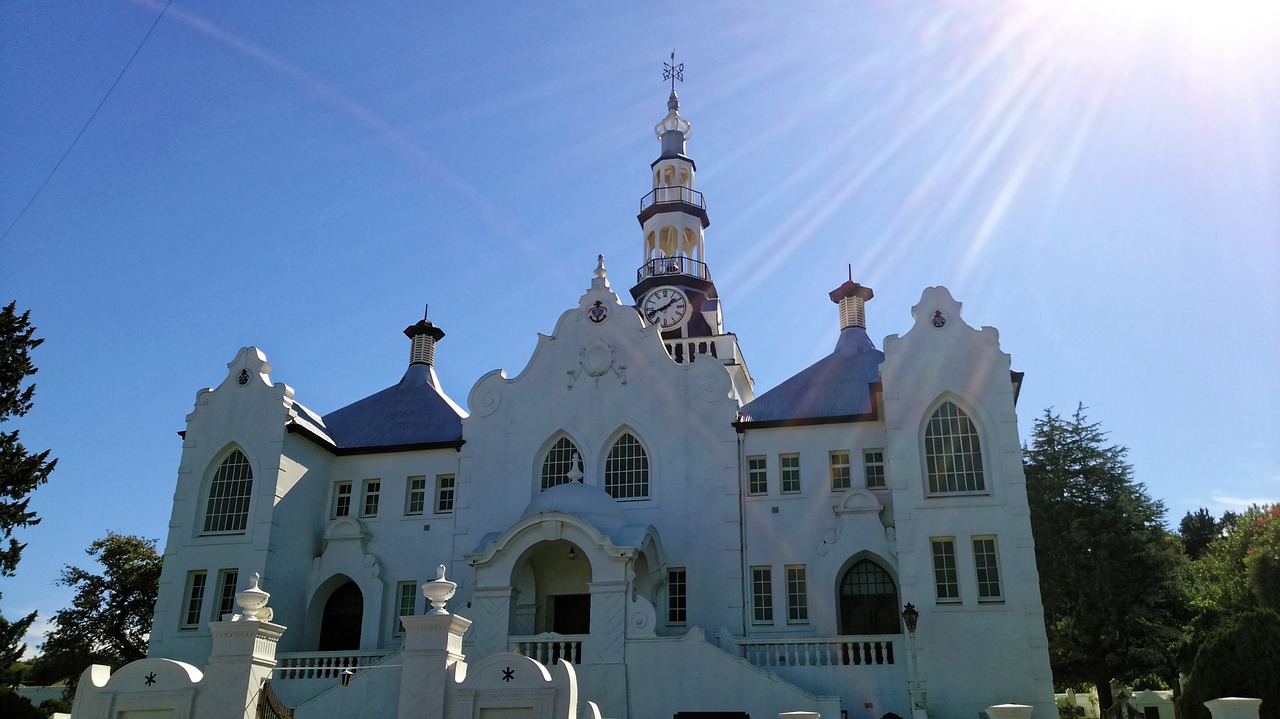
[101,88,1055,719]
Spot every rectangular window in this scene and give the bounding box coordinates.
[214,569,239,620]
[361,479,381,518]
[181,571,207,629]
[786,565,808,623]
[434,474,456,514]
[747,455,768,495]
[780,454,801,494]
[973,536,1003,602]
[864,449,886,489]
[396,581,417,635]
[931,538,960,602]
[406,476,426,515]
[751,566,773,623]
[668,568,687,625]
[829,451,851,491]
[332,481,352,518]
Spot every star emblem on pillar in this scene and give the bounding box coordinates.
[502,667,514,682]
[144,672,157,686]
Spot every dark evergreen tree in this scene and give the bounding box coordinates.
[0,599,36,688]
[0,302,56,576]
[1023,405,1188,710]
[40,534,162,678]
[1178,508,1220,560]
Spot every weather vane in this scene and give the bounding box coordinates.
[664,50,684,93]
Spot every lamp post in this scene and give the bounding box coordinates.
[902,603,928,719]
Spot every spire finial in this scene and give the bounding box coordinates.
[594,254,607,279]
[423,303,429,321]
[664,50,683,95]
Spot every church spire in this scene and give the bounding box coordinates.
[404,305,445,367]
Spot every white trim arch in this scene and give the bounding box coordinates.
[919,393,993,497]
[194,442,257,538]
[305,517,385,651]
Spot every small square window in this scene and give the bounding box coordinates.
[780,454,801,494]
[829,451,851,491]
[864,449,886,489]
[751,566,773,623]
[361,479,381,518]
[748,456,768,495]
[406,476,426,515]
[332,481,352,518]
[435,474,455,514]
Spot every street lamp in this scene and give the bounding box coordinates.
[902,602,927,719]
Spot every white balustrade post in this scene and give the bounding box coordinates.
[1204,698,1262,719]
[398,566,473,719]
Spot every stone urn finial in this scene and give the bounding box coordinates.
[236,572,273,622]
[423,565,457,615]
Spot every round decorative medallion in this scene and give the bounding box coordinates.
[931,310,946,328]
[237,369,250,385]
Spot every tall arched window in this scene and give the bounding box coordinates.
[604,432,649,500]
[838,560,900,635]
[203,449,253,533]
[541,437,582,491]
[924,401,985,494]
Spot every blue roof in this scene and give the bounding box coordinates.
[738,327,883,424]
[321,363,465,450]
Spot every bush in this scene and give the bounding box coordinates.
[1179,608,1280,719]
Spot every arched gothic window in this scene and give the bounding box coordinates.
[924,401,985,494]
[541,437,582,491]
[604,433,649,500]
[202,449,253,533]
[838,560,900,635]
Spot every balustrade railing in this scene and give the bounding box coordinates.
[509,633,586,665]
[274,651,389,680]
[637,255,710,283]
[639,186,705,213]
[731,636,895,668]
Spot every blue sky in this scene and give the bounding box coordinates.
[2,2,1277,651]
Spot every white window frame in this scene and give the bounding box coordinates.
[864,448,886,489]
[780,454,801,494]
[181,570,207,629]
[604,432,650,501]
[435,474,455,515]
[924,401,986,494]
[751,566,773,624]
[747,455,768,495]
[406,476,426,516]
[786,565,808,624]
[332,481,352,518]
[361,479,381,518]
[667,568,687,625]
[202,449,253,534]
[829,451,851,491]
[930,538,960,603]
[213,568,239,621]
[972,536,1003,602]
[395,581,418,636]
[541,436,582,491]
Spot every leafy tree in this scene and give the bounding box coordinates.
[40,533,162,681]
[1178,608,1280,719]
[1023,405,1188,710]
[1178,508,1220,560]
[0,302,56,576]
[1243,506,1280,612]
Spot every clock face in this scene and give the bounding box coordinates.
[642,287,690,329]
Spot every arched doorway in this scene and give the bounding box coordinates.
[318,580,363,651]
[838,559,900,635]
[510,539,592,636]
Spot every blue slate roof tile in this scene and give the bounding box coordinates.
[321,363,465,450]
[738,327,883,424]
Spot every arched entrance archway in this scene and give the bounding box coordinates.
[511,539,593,636]
[838,559,900,635]
[318,580,363,651]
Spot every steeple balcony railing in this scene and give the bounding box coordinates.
[636,255,711,284]
[639,186,705,213]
